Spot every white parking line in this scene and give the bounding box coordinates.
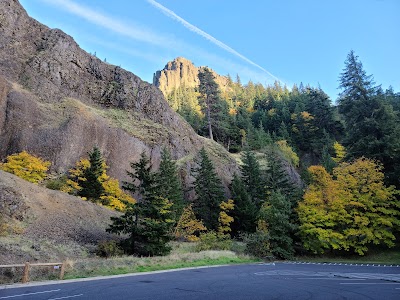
[48,295,83,300]
[0,289,61,299]
[297,278,365,280]
[340,283,400,285]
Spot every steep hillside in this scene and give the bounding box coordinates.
[0,170,120,263]
[153,57,231,97]
[0,0,238,186]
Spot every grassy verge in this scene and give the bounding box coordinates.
[63,250,258,280]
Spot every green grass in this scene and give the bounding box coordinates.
[63,250,258,280]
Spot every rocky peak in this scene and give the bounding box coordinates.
[0,0,238,190]
[153,57,230,97]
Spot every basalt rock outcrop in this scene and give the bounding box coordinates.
[0,0,237,187]
[153,57,230,97]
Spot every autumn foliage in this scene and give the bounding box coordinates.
[0,151,51,183]
[298,158,400,255]
[174,204,206,241]
[62,157,135,211]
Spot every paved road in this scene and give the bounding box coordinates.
[1,263,400,299]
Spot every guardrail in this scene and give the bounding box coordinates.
[0,262,65,283]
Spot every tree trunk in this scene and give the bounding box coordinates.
[206,98,213,140]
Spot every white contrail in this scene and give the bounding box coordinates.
[40,0,178,49]
[147,0,280,82]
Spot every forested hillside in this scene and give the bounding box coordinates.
[1,0,399,264]
[163,52,400,189]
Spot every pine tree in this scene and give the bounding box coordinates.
[155,148,185,221]
[123,151,153,200]
[264,149,294,198]
[192,148,225,230]
[198,68,221,140]
[230,173,257,235]
[338,51,400,187]
[109,152,174,256]
[78,146,105,201]
[240,150,264,208]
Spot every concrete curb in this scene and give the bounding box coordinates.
[0,263,234,290]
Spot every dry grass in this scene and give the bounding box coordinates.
[0,242,257,284]
[63,246,256,280]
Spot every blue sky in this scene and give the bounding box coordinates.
[19,0,399,101]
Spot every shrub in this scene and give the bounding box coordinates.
[241,231,272,259]
[45,175,68,190]
[196,231,232,251]
[96,240,124,258]
[0,151,50,183]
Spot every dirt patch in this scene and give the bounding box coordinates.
[0,170,121,264]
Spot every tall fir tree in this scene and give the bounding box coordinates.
[198,67,221,141]
[230,173,257,236]
[240,150,264,208]
[109,152,173,256]
[155,148,185,221]
[78,146,105,201]
[338,51,400,187]
[192,148,225,230]
[123,151,153,200]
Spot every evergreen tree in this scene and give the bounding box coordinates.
[109,152,173,256]
[192,148,225,230]
[338,51,400,187]
[155,148,185,221]
[240,150,264,207]
[123,151,153,200]
[264,147,301,240]
[78,146,105,201]
[264,149,295,198]
[260,190,294,259]
[230,173,257,236]
[198,68,221,141]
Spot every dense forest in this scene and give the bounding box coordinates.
[2,51,399,259]
[168,51,400,189]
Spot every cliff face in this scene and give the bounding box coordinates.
[153,57,230,97]
[0,0,238,186]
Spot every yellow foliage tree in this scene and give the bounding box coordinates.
[0,151,50,184]
[218,199,235,236]
[174,204,206,241]
[62,158,135,211]
[297,165,347,253]
[298,159,400,255]
[332,141,346,163]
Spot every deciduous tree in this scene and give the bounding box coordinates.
[0,151,50,183]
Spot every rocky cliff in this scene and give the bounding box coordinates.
[0,0,238,187]
[153,57,231,97]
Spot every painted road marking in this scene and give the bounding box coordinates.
[48,295,83,300]
[0,289,61,299]
[340,283,400,285]
[297,278,365,280]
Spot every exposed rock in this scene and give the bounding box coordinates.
[0,0,238,188]
[153,57,231,97]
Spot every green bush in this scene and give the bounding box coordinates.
[241,231,272,259]
[96,240,123,258]
[45,175,68,190]
[196,232,232,251]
